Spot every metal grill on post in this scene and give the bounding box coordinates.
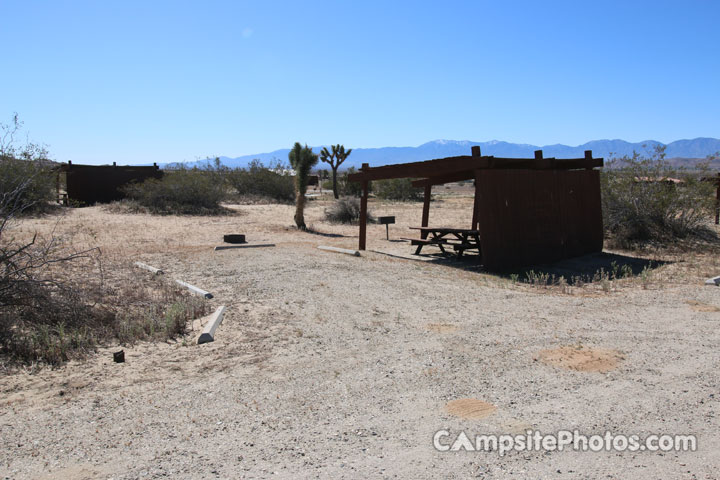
[378,216,396,240]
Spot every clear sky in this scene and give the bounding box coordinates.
[1,0,718,165]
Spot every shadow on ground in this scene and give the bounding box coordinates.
[501,252,669,285]
[372,243,667,285]
[305,229,352,238]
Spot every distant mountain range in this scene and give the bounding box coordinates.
[171,137,720,170]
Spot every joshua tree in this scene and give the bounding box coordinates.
[288,142,318,230]
[320,144,352,199]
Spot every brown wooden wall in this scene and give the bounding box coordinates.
[475,169,603,270]
[65,164,163,204]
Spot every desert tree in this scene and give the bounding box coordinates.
[288,142,318,230]
[320,144,352,199]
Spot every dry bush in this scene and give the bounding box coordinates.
[601,146,717,248]
[0,249,210,366]
[324,196,375,224]
[0,114,57,217]
[123,160,229,215]
[374,178,423,201]
[100,269,209,348]
[0,157,56,216]
[337,167,365,197]
[226,159,295,204]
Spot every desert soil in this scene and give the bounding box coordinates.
[1,196,720,479]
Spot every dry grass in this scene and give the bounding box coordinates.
[0,215,212,367]
[0,255,210,367]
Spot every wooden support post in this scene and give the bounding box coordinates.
[471,145,481,157]
[359,163,369,250]
[472,170,481,230]
[534,149,558,169]
[585,150,593,169]
[716,173,720,225]
[421,184,431,239]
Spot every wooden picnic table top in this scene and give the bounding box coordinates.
[409,226,480,235]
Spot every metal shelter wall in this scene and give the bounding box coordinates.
[64,164,163,204]
[475,168,603,269]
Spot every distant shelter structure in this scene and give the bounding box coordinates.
[57,161,163,205]
[348,146,604,270]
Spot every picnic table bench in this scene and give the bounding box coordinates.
[402,227,481,258]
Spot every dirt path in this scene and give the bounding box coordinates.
[1,203,719,478]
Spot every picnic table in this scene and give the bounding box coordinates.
[403,227,481,258]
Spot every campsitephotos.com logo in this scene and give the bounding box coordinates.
[433,430,697,456]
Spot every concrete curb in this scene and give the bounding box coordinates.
[198,306,226,344]
[317,245,361,257]
[175,279,213,299]
[214,244,276,251]
[134,261,164,275]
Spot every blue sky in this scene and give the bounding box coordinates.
[1,0,718,165]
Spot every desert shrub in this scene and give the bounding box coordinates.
[0,157,56,216]
[601,146,716,247]
[123,162,227,215]
[324,196,375,224]
[227,159,294,203]
[0,152,209,365]
[337,167,366,197]
[374,177,423,201]
[0,115,56,216]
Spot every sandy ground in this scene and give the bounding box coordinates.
[1,197,720,479]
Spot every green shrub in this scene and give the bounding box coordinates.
[601,146,716,247]
[324,196,375,224]
[374,177,423,201]
[227,159,294,203]
[124,162,227,215]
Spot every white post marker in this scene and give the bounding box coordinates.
[317,245,361,257]
[198,306,226,344]
[134,261,164,275]
[705,275,720,286]
[175,279,213,299]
